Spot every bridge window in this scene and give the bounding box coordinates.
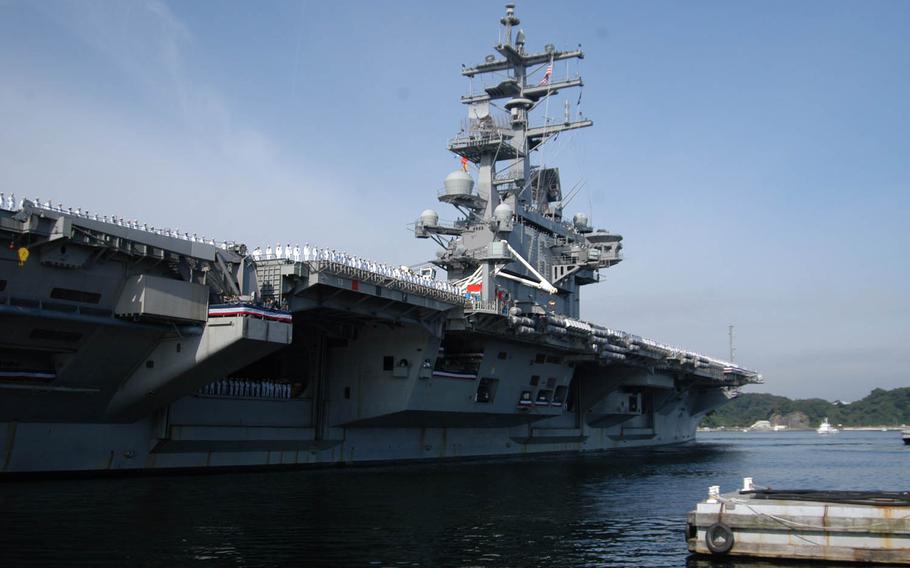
[546,377,557,388]
[529,375,540,386]
[534,353,546,364]
[383,356,394,371]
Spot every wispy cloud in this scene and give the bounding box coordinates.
[36,0,281,173]
[2,0,364,251]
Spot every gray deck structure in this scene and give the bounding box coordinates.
[0,5,759,475]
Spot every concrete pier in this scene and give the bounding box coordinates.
[687,479,910,564]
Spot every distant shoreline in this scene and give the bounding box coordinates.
[700,387,910,431]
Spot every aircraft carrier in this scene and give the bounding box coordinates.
[0,5,760,475]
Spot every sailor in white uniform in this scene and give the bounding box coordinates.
[293,244,300,262]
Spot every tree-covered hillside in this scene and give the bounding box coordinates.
[701,387,910,428]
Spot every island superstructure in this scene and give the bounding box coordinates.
[0,5,760,475]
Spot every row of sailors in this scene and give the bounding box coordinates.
[5,194,461,298]
[252,243,463,296]
[200,379,292,399]
[7,194,462,300]
[252,243,300,261]
[1,193,22,211]
[1,194,235,249]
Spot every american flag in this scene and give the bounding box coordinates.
[538,63,553,86]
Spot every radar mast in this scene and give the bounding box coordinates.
[416,4,623,318]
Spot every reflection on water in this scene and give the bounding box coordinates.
[0,431,906,567]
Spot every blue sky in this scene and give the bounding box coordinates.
[1,1,907,400]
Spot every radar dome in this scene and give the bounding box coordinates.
[443,170,474,196]
[573,212,592,232]
[419,209,439,227]
[494,203,514,222]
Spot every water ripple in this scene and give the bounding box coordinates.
[0,431,906,567]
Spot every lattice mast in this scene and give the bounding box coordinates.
[416,4,623,316]
[458,3,591,219]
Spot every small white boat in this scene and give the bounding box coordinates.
[817,417,839,434]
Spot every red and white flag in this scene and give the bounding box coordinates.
[538,63,553,86]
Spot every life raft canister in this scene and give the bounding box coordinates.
[705,522,734,554]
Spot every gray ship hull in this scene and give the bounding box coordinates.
[0,178,752,479]
[0,394,709,475]
[0,274,731,476]
[0,196,749,478]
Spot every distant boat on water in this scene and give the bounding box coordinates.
[817,418,839,434]
[902,430,910,445]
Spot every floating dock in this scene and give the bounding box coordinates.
[687,478,910,564]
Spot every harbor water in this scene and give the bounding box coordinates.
[1,431,906,567]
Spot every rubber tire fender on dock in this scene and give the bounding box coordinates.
[705,522,734,555]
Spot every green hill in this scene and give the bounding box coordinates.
[701,387,910,428]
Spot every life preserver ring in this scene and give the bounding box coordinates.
[705,522,734,554]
